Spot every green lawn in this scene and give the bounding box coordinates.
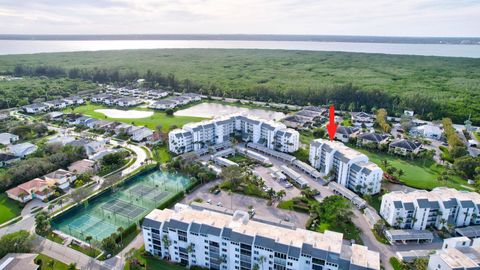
[35,254,73,270]
[68,243,101,258]
[353,146,468,190]
[124,247,187,270]
[65,103,205,131]
[0,193,22,225]
[152,145,172,163]
[46,232,65,244]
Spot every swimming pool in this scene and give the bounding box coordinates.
[51,169,190,243]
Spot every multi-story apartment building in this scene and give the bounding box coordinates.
[380,188,480,230]
[428,237,480,270]
[309,139,382,195]
[168,114,299,155]
[142,203,380,270]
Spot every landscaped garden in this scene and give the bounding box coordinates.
[0,193,22,225]
[35,253,75,270]
[65,103,205,132]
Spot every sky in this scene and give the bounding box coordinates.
[0,0,479,37]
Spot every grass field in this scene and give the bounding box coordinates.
[353,147,468,190]
[124,247,187,270]
[35,254,72,270]
[0,193,22,225]
[152,145,171,163]
[64,103,205,131]
[1,49,479,124]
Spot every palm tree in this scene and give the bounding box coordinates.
[47,259,55,269]
[117,226,124,245]
[258,255,266,270]
[276,190,286,201]
[68,263,77,270]
[57,198,64,210]
[85,235,93,256]
[380,159,389,169]
[396,169,404,179]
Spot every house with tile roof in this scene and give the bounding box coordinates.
[6,178,53,203]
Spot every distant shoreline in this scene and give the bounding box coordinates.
[0,34,479,45]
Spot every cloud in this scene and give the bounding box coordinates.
[0,0,478,36]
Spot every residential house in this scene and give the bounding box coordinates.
[8,143,38,157]
[68,159,98,175]
[6,178,53,203]
[182,92,202,102]
[334,126,360,143]
[411,124,443,140]
[84,118,100,129]
[149,99,178,110]
[114,123,135,135]
[103,95,119,106]
[44,99,67,110]
[131,127,154,142]
[66,139,90,148]
[46,111,64,120]
[46,136,76,146]
[282,115,313,129]
[116,97,142,107]
[65,114,85,125]
[351,112,374,127]
[0,133,19,145]
[389,139,422,156]
[0,153,20,167]
[358,132,389,147]
[42,169,76,190]
[63,96,85,105]
[22,103,48,114]
[90,93,111,103]
[146,131,166,145]
[146,89,169,99]
[84,140,108,157]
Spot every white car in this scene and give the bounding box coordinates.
[217,202,223,207]
[285,183,293,188]
[207,199,212,204]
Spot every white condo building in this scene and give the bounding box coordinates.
[309,139,382,195]
[169,114,299,155]
[142,203,380,270]
[380,188,480,230]
[428,237,480,270]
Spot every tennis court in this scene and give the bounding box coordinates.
[129,185,170,202]
[66,214,117,241]
[52,170,192,244]
[101,199,146,219]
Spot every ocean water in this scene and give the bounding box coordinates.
[0,40,479,58]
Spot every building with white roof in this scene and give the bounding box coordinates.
[380,188,480,230]
[309,139,382,195]
[168,114,299,155]
[427,237,480,270]
[0,133,19,146]
[411,124,443,140]
[142,203,380,270]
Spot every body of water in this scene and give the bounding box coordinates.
[0,40,479,58]
[174,102,286,121]
[51,169,190,243]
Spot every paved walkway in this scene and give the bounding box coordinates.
[33,236,112,270]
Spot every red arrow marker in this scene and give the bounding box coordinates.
[326,105,338,141]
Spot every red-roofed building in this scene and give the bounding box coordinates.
[6,178,53,203]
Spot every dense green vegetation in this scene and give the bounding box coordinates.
[0,77,97,108]
[0,143,86,192]
[0,193,22,224]
[0,49,478,124]
[65,103,205,132]
[98,151,130,176]
[0,230,34,258]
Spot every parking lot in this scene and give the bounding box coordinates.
[182,180,310,228]
[252,165,302,200]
